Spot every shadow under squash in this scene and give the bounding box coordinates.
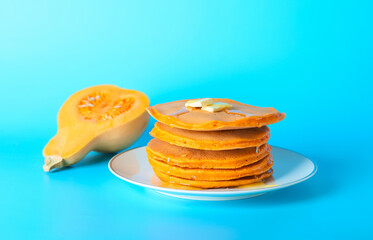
[77,151,117,167]
[47,151,117,173]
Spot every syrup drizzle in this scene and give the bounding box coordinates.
[170,108,189,117]
[234,176,276,189]
[224,109,255,117]
[150,175,277,191]
[170,108,255,118]
[150,174,203,190]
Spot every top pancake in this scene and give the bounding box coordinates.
[147,98,285,131]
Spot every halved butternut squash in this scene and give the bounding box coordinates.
[43,85,150,172]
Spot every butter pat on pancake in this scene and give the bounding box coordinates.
[146,138,271,169]
[154,169,274,189]
[147,98,285,131]
[149,154,274,181]
[150,122,270,150]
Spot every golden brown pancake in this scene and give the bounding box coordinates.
[146,138,271,169]
[150,122,270,150]
[149,154,273,181]
[154,169,274,189]
[147,98,285,131]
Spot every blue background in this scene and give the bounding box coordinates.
[0,1,372,239]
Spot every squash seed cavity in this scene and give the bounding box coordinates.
[78,92,135,121]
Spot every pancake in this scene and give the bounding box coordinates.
[150,122,270,150]
[146,98,285,131]
[154,169,274,189]
[149,154,273,181]
[146,138,271,169]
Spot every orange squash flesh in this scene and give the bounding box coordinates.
[43,85,150,172]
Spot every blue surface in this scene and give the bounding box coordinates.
[0,1,372,239]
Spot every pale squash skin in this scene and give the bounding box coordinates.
[43,85,150,172]
[93,111,149,152]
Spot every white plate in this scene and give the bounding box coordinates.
[108,146,317,201]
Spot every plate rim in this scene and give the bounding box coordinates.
[108,146,317,196]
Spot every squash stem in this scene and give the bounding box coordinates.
[43,155,64,172]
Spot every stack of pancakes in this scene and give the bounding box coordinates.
[146,99,285,189]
